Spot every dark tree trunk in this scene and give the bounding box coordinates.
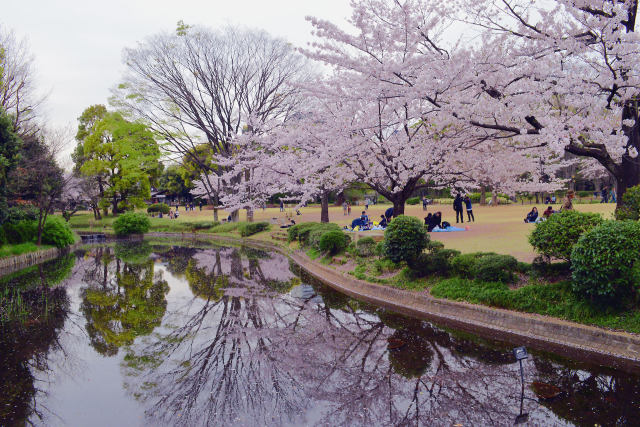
[392,197,405,216]
[320,191,329,223]
[246,207,254,222]
[480,186,487,206]
[231,210,239,222]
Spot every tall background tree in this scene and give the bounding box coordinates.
[74,108,161,215]
[112,23,312,221]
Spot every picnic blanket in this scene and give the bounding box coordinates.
[431,225,466,232]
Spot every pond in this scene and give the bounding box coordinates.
[1,240,639,426]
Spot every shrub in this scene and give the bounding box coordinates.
[183,221,218,231]
[615,185,640,220]
[474,254,518,283]
[406,197,420,205]
[356,237,377,257]
[374,240,385,257]
[318,230,351,255]
[407,248,461,277]
[0,226,6,245]
[382,215,429,263]
[5,205,39,223]
[239,221,270,237]
[147,203,170,214]
[41,216,75,248]
[288,222,341,246]
[448,252,518,283]
[528,210,603,261]
[3,220,37,244]
[113,212,151,236]
[451,253,493,278]
[577,190,593,198]
[571,220,640,303]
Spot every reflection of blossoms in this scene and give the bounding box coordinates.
[119,248,605,426]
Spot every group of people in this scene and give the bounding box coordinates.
[174,202,201,212]
[453,194,474,223]
[525,190,576,223]
[599,187,617,203]
[424,212,443,231]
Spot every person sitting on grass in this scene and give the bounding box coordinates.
[360,211,370,227]
[525,207,538,223]
[427,212,442,232]
[379,215,388,228]
[424,213,432,227]
[280,218,296,228]
[542,206,554,219]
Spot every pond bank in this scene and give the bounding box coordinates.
[145,232,640,371]
[0,243,82,277]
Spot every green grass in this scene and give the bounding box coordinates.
[0,242,54,258]
[431,278,640,333]
[66,212,250,235]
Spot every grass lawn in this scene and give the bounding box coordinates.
[0,242,55,259]
[65,201,616,261]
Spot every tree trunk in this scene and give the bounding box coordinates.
[231,210,239,222]
[480,186,487,206]
[320,191,330,223]
[615,153,640,209]
[112,194,119,215]
[491,191,498,207]
[392,197,405,216]
[535,192,540,204]
[246,207,254,222]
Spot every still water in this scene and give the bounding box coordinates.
[1,241,639,426]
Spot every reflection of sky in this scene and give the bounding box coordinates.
[15,246,639,426]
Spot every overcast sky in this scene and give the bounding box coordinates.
[2,0,352,163]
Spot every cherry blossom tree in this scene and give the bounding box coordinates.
[300,3,480,215]
[453,0,640,207]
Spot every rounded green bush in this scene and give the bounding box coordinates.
[571,220,640,302]
[382,215,429,263]
[147,203,170,214]
[113,212,151,236]
[374,240,385,257]
[356,237,377,256]
[408,248,461,277]
[528,210,603,261]
[318,230,351,255]
[239,221,270,237]
[450,252,500,278]
[615,185,640,220]
[42,216,75,248]
[406,197,420,205]
[474,254,518,283]
[3,220,37,244]
[5,205,39,223]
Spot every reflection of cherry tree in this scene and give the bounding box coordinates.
[121,248,543,426]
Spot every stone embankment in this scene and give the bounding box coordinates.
[0,243,81,276]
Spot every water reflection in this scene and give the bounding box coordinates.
[0,242,638,426]
[0,256,73,425]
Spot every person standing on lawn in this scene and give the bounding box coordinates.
[422,197,428,211]
[342,201,348,215]
[464,195,474,222]
[561,190,575,211]
[453,194,464,223]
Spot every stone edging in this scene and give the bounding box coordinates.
[0,242,83,277]
[71,232,640,371]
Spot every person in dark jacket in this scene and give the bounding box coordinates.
[379,215,388,228]
[464,195,474,222]
[525,207,538,223]
[384,207,394,222]
[424,213,432,227]
[428,212,442,231]
[453,194,464,223]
